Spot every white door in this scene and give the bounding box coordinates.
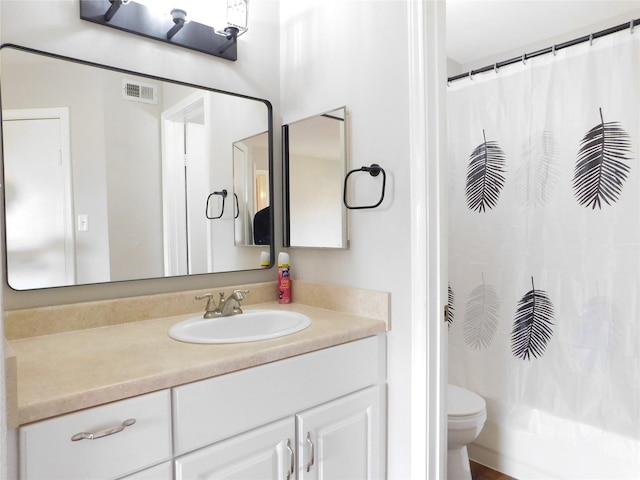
[161,92,211,276]
[2,109,75,289]
[175,418,295,480]
[185,122,210,274]
[296,386,384,480]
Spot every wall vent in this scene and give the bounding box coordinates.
[122,79,158,104]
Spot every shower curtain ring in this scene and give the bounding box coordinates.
[468,70,474,80]
[631,20,636,34]
[589,33,594,46]
[521,54,526,65]
[551,44,557,56]
[494,63,499,74]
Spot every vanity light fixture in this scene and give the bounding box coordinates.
[79,0,248,61]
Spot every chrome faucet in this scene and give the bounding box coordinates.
[195,289,249,318]
[219,289,249,317]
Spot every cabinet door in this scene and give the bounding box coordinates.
[117,461,173,480]
[297,386,384,480]
[175,418,295,480]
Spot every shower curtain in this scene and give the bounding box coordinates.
[447,28,639,478]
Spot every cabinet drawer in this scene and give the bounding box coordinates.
[20,390,172,480]
[173,336,384,455]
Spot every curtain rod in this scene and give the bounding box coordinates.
[448,17,640,83]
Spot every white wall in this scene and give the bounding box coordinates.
[280,1,411,475]
[103,73,164,282]
[280,1,447,478]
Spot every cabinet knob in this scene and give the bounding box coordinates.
[70,418,136,441]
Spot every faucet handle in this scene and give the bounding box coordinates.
[233,289,249,300]
[195,293,217,311]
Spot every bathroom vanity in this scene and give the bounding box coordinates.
[6,286,388,480]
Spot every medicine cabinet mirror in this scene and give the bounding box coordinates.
[283,107,348,249]
[0,44,273,290]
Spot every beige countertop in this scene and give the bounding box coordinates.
[9,301,386,426]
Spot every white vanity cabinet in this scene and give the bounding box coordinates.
[18,336,386,480]
[173,336,386,479]
[19,390,173,480]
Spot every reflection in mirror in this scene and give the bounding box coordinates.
[233,132,271,247]
[0,45,273,290]
[283,107,348,249]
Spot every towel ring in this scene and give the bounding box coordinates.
[206,189,228,219]
[343,163,386,210]
[233,193,239,219]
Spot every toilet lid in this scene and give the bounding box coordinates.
[447,384,486,416]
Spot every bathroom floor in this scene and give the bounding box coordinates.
[470,461,516,480]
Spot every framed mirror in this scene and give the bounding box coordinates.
[0,44,273,290]
[283,107,348,249]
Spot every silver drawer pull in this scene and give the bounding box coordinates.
[285,438,295,480]
[71,418,136,441]
[305,432,315,472]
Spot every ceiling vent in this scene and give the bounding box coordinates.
[122,79,158,104]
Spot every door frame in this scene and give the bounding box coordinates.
[407,1,447,478]
[2,107,75,286]
[160,91,209,276]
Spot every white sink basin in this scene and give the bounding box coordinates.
[168,310,312,344]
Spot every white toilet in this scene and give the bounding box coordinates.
[447,384,487,480]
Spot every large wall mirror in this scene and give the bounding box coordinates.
[283,107,348,249]
[0,45,273,290]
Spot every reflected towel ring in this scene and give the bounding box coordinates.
[233,193,239,219]
[206,189,228,219]
[343,164,386,210]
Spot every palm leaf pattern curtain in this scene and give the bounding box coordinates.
[446,28,639,476]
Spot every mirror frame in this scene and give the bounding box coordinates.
[282,107,348,249]
[0,43,275,291]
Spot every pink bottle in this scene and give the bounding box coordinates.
[278,252,291,304]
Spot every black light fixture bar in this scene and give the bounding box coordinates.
[79,0,238,61]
